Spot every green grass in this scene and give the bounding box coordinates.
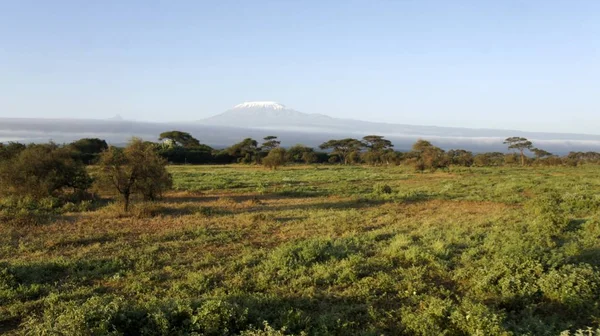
[1,164,600,335]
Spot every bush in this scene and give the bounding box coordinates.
[0,196,62,226]
[538,264,600,315]
[22,296,250,336]
[0,145,92,200]
[373,183,393,195]
[240,322,299,336]
[526,193,570,242]
[263,148,286,170]
[267,238,359,269]
[96,138,172,211]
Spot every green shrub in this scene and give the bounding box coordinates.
[0,145,92,200]
[373,183,393,195]
[400,296,453,335]
[560,328,600,336]
[240,322,300,335]
[189,299,249,335]
[450,299,507,336]
[526,193,570,241]
[538,264,600,314]
[268,238,359,269]
[22,296,250,336]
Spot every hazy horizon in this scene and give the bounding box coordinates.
[3,100,600,138]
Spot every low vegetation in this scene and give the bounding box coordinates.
[0,133,599,335]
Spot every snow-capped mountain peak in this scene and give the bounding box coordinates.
[233,101,286,110]
[200,101,336,131]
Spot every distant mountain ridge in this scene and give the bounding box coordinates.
[199,102,600,140]
[2,101,600,154]
[201,101,333,128]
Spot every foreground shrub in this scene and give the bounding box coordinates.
[0,195,95,226]
[267,238,360,269]
[22,296,250,336]
[373,183,393,195]
[96,138,172,212]
[240,322,301,336]
[526,192,570,245]
[538,264,600,316]
[0,144,91,200]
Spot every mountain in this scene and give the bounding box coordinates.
[2,102,600,154]
[108,114,125,121]
[200,101,600,140]
[201,102,334,130]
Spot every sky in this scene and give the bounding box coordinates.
[1,0,599,134]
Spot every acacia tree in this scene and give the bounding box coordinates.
[97,138,172,211]
[409,140,447,172]
[68,138,108,164]
[446,149,474,167]
[226,138,260,164]
[285,144,316,164]
[504,137,533,166]
[473,152,505,167]
[159,131,201,148]
[262,147,286,170]
[532,148,553,159]
[261,136,280,152]
[362,135,393,165]
[382,150,401,165]
[301,151,318,164]
[319,138,364,165]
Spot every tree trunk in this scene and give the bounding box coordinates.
[520,150,525,166]
[123,193,130,212]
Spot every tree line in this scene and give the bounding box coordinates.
[1,132,600,213]
[153,131,600,169]
[2,132,600,170]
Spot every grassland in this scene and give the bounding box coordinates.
[1,165,600,335]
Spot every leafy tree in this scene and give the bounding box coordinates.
[301,151,318,164]
[261,136,281,152]
[361,135,394,165]
[567,151,600,165]
[382,150,402,165]
[504,153,520,165]
[319,138,364,164]
[262,148,286,170]
[226,138,260,164]
[159,131,201,148]
[531,148,553,159]
[328,155,340,164]
[286,144,316,163]
[97,138,172,211]
[409,140,447,171]
[362,135,393,151]
[503,137,533,166]
[446,149,474,167]
[0,142,26,161]
[68,138,108,164]
[361,151,379,166]
[158,143,214,164]
[473,152,505,166]
[0,145,91,199]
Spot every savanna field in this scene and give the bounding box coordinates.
[1,165,600,335]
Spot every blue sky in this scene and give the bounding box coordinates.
[1,0,599,133]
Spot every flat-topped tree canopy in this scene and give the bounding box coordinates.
[159,131,201,148]
[504,137,534,165]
